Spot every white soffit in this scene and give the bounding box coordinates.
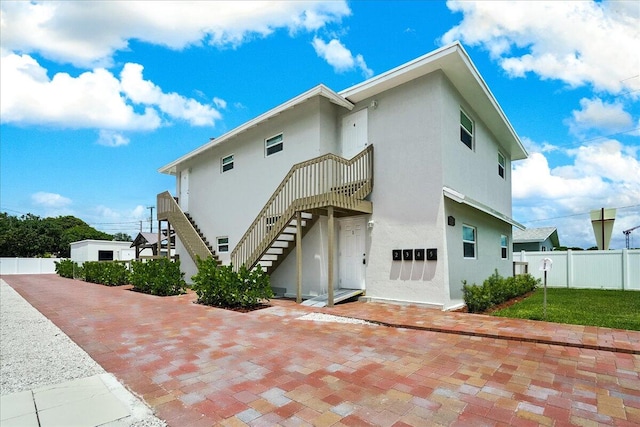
[341,42,527,162]
[158,85,354,175]
[443,186,525,230]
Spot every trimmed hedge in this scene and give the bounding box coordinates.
[82,261,129,286]
[191,258,273,309]
[54,259,80,279]
[129,258,186,296]
[462,270,539,313]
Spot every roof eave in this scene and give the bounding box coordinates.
[341,42,528,161]
[158,84,354,175]
[443,186,525,230]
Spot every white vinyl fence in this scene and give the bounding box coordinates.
[0,257,62,275]
[513,249,639,290]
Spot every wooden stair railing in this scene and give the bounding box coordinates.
[157,191,215,264]
[232,145,373,271]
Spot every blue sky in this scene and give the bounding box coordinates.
[1,1,639,249]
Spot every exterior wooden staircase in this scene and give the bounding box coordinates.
[156,191,219,265]
[231,145,374,272]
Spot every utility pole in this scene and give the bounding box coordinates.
[147,206,154,233]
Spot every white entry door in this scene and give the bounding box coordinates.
[341,108,368,159]
[338,217,366,290]
[179,169,190,212]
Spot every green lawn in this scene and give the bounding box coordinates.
[491,288,640,331]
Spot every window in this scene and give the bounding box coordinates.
[463,225,476,259]
[217,237,229,253]
[221,154,234,173]
[265,133,283,156]
[501,235,508,259]
[98,250,114,261]
[460,110,473,150]
[498,152,505,178]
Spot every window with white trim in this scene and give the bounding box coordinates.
[221,154,234,173]
[460,109,474,150]
[498,152,505,179]
[501,235,508,259]
[217,237,229,253]
[463,225,476,259]
[265,133,283,156]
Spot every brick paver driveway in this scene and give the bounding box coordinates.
[3,275,639,426]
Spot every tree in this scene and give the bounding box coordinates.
[112,232,133,242]
[0,212,113,257]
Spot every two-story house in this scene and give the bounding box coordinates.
[157,42,527,310]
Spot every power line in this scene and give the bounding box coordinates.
[522,204,640,224]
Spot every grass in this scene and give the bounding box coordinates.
[491,288,640,331]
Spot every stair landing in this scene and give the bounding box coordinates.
[300,288,364,307]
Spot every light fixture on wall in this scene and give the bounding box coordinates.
[370,100,378,110]
[367,220,375,228]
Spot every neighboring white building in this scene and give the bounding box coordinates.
[157,42,527,310]
[70,240,135,264]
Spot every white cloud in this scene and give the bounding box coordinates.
[0,52,160,129]
[312,37,373,78]
[97,130,130,147]
[213,97,227,110]
[565,97,634,136]
[0,52,221,130]
[442,1,640,96]
[120,63,221,126]
[31,192,72,208]
[0,1,350,68]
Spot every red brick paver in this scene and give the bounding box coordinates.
[3,275,640,426]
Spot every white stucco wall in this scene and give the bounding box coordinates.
[70,240,135,264]
[349,72,449,307]
[441,78,513,216]
[444,199,513,306]
[173,97,346,279]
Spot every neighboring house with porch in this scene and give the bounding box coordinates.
[513,227,559,252]
[156,42,527,310]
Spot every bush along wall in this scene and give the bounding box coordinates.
[191,257,273,309]
[129,258,186,296]
[462,270,540,313]
[54,259,80,279]
[81,261,129,286]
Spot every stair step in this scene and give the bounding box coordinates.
[266,248,284,255]
[260,254,278,261]
[276,234,295,242]
[288,220,307,227]
[257,260,273,267]
[271,241,290,248]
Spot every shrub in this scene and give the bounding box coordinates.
[462,270,539,313]
[54,259,79,279]
[129,258,186,296]
[82,261,129,286]
[191,258,273,309]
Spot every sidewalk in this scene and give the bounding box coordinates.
[3,274,639,426]
[1,374,151,427]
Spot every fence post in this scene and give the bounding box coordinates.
[566,249,573,288]
[622,248,628,291]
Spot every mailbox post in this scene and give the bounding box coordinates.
[539,258,553,320]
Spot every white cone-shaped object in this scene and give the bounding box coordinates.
[590,208,616,250]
